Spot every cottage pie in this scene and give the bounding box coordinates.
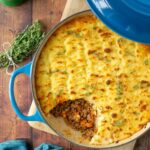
[35,14,150,145]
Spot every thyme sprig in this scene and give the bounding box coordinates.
[0,21,45,68]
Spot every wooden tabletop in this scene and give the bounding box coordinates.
[0,0,149,149]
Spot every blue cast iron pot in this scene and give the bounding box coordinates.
[9,10,150,149]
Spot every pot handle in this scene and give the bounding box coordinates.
[9,62,44,122]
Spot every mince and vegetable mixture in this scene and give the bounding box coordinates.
[50,99,97,139]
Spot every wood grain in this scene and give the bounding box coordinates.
[0,0,32,142]
[0,0,149,149]
[32,0,67,31]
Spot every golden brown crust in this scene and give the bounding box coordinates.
[35,14,150,145]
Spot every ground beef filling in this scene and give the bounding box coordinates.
[50,99,96,139]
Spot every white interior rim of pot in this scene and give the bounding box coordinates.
[30,10,150,149]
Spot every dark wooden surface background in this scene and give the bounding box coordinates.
[0,0,150,149]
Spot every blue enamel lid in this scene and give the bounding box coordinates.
[87,0,150,44]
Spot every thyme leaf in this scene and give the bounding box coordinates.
[115,81,123,100]
[114,120,123,127]
[144,59,149,66]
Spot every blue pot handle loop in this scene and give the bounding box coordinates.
[9,62,44,122]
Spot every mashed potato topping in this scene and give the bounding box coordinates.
[35,14,150,145]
